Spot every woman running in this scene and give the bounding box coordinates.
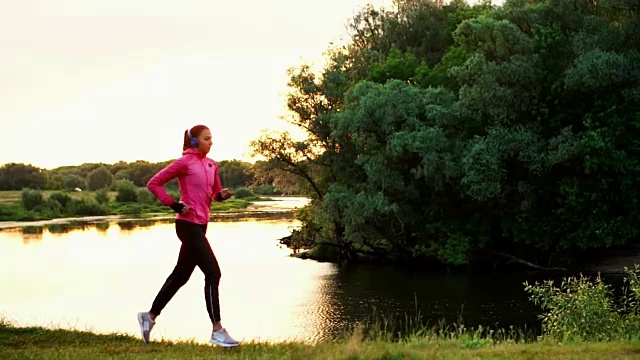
[137,124,240,347]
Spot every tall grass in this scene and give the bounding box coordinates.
[336,307,535,351]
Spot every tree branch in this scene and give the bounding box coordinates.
[279,163,324,200]
[487,250,567,271]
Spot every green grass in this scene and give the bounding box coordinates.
[0,190,108,204]
[212,198,258,211]
[1,321,639,360]
[0,190,259,222]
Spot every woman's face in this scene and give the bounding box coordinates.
[196,128,213,154]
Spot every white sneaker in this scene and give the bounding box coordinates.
[137,312,155,343]
[210,328,240,347]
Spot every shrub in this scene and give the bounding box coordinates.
[115,179,138,202]
[232,187,253,199]
[114,170,130,182]
[62,174,86,191]
[21,188,44,210]
[65,198,109,216]
[168,189,181,202]
[250,184,282,195]
[94,188,110,204]
[116,203,143,215]
[0,203,28,221]
[525,266,640,342]
[87,166,114,191]
[49,191,71,207]
[34,198,63,217]
[136,188,158,205]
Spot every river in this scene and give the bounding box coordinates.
[0,197,626,344]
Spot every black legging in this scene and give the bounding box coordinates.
[150,219,222,323]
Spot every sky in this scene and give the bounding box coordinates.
[0,0,394,169]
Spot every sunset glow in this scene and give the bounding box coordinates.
[1,0,393,169]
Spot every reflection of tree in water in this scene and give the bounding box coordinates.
[135,219,161,228]
[22,226,43,234]
[117,219,162,231]
[95,222,110,232]
[21,226,43,244]
[329,265,544,338]
[10,217,172,236]
[156,218,174,225]
[46,223,72,234]
[117,221,136,231]
[45,222,89,234]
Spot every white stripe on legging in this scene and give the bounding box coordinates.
[208,283,216,323]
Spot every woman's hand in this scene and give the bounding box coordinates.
[220,188,232,200]
[170,202,190,215]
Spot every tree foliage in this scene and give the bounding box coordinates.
[0,163,47,190]
[87,166,114,191]
[62,174,86,191]
[218,160,253,189]
[252,0,640,267]
[0,158,258,193]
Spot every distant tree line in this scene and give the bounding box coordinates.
[252,0,640,268]
[0,159,304,195]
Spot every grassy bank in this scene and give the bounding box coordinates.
[0,189,264,222]
[0,189,95,204]
[1,321,639,360]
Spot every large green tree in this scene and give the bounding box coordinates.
[87,166,115,190]
[218,160,253,189]
[0,163,47,190]
[253,0,640,268]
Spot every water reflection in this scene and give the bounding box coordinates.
[95,222,110,232]
[117,220,160,231]
[331,265,543,332]
[47,223,73,234]
[10,213,299,241]
[1,217,553,344]
[20,226,44,244]
[0,219,345,343]
[14,219,178,242]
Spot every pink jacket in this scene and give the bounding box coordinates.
[147,148,223,225]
